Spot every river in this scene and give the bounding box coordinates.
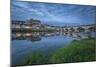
[11,32,95,65]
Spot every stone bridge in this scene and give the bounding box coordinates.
[61,24,95,33]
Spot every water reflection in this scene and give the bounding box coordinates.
[12,31,95,41]
[11,31,95,65]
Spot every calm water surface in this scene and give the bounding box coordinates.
[11,32,95,65]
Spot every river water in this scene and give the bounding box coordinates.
[11,32,95,65]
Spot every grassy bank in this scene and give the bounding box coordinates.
[20,37,96,66]
[50,37,96,63]
[21,52,47,65]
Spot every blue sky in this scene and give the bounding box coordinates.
[11,1,96,26]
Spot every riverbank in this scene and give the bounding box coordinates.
[50,37,96,63]
[15,37,96,66]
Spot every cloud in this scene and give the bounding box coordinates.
[11,1,96,25]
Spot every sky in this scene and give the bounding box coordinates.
[11,0,96,26]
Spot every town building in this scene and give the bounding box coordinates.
[11,19,41,30]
